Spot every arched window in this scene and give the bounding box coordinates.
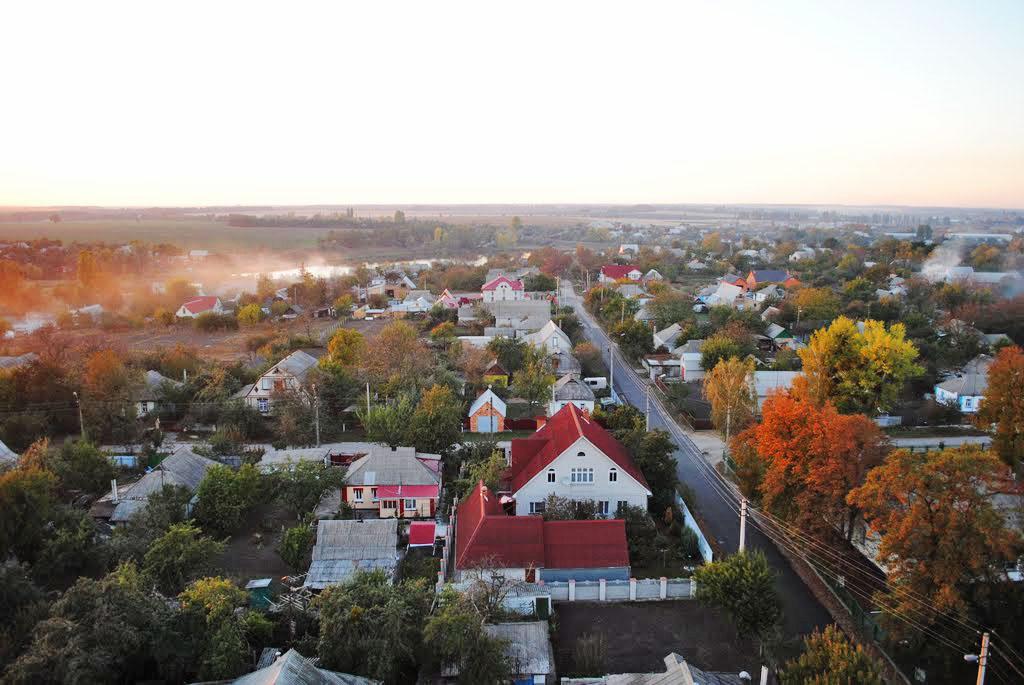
[609,467,618,483]
[577,450,586,458]
[547,468,556,483]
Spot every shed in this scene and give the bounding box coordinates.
[408,521,436,548]
[245,578,274,609]
[305,518,399,590]
[469,388,507,433]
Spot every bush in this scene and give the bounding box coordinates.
[278,524,314,570]
[194,312,238,332]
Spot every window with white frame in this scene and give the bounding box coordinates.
[257,398,269,413]
[382,500,398,509]
[617,500,628,515]
[404,498,417,510]
[571,467,594,483]
[371,487,378,501]
[598,500,610,516]
[529,501,546,514]
[547,468,556,483]
[353,488,364,502]
[261,378,272,390]
[609,467,618,482]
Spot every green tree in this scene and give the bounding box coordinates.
[333,293,355,316]
[0,465,56,564]
[797,316,922,415]
[193,464,262,535]
[236,303,264,326]
[409,384,465,454]
[0,563,48,671]
[700,333,745,371]
[693,551,782,648]
[48,440,116,495]
[511,359,556,413]
[523,273,557,292]
[647,290,694,330]
[358,395,416,448]
[272,459,346,520]
[316,570,432,684]
[702,357,757,439]
[422,588,511,684]
[487,336,529,374]
[780,624,885,685]
[142,522,225,595]
[611,319,654,360]
[4,563,187,685]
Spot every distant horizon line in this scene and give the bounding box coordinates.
[2,201,1022,213]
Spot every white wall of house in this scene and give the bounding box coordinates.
[175,300,224,318]
[681,352,704,381]
[547,399,595,417]
[243,369,303,412]
[513,436,649,516]
[482,282,525,302]
[934,386,984,413]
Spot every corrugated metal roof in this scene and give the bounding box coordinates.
[553,375,596,402]
[229,648,380,685]
[273,350,320,380]
[304,519,399,589]
[484,622,554,677]
[0,439,18,467]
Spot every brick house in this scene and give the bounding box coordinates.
[469,388,506,433]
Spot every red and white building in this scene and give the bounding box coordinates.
[598,265,643,283]
[481,275,525,303]
[176,295,224,318]
[341,446,441,518]
[506,403,651,517]
[453,480,630,582]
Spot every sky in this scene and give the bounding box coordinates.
[1,1,1022,209]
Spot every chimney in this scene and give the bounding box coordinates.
[110,479,119,503]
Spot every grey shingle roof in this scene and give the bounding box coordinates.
[936,354,993,397]
[273,350,321,381]
[0,439,18,467]
[344,446,440,487]
[553,374,596,402]
[304,519,399,589]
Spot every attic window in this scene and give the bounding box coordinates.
[577,450,586,458]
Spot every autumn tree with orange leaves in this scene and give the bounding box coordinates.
[731,391,889,543]
[847,446,1021,634]
[975,345,1024,470]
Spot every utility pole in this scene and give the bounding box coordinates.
[73,391,85,441]
[972,632,990,685]
[739,497,748,553]
[312,383,321,447]
[645,385,651,431]
[365,382,371,413]
[608,345,615,400]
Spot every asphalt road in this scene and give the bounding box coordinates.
[562,284,832,639]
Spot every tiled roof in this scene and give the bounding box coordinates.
[180,295,220,314]
[482,275,524,291]
[601,264,640,280]
[455,482,630,570]
[507,403,649,493]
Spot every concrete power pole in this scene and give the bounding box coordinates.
[73,391,85,441]
[739,498,748,553]
[608,345,615,402]
[645,386,651,431]
[312,383,321,447]
[975,632,990,685]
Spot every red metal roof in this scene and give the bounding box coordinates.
[481,276,524,291]
[507,403,650,493]
[455,481,630,570]
[181,295,220,314]
[408,521,436,546]
[376,484,438,498]
[600,264,640,280]
[543,519,629,568]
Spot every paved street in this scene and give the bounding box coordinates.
[562,284,832,638]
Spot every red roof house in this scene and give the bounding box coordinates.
[505,403,651,516]
[176,295,223,318]
[454,481,630,581]
[481,275,526,303]
[599,265,643,283]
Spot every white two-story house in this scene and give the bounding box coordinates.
[481,275,525,303]
[233,349,321,413]
[506,403,651,517]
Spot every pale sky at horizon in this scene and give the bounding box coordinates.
[1,1,1022,209]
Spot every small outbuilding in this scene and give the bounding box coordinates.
[469,387,507,433]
